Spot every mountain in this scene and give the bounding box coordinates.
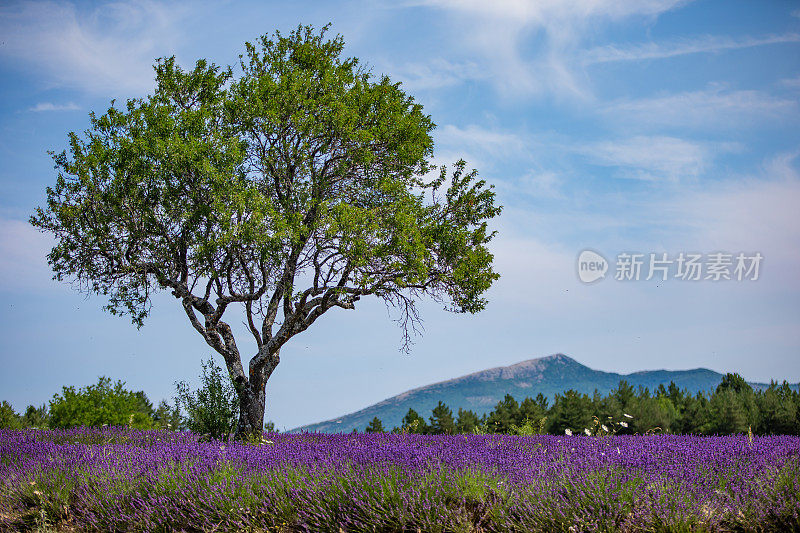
[292,353,791,433]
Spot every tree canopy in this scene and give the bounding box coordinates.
[384,375,800,436]
[31,24,502,437]
[48,377,154,429]
[365,417,385,433]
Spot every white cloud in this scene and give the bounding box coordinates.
[29,102,80,112]
[664,154,800,288]
[493,170,566,203]
[781,75,800,89]
[431,123,531,172]
[407,0,688,99]
[602,86,798,129]
[579,136,714,182]
[389,58,488,91]
[413,0,686,25]
[518,171,564,198]
[584,33,800,64]
[560,148,799,293]
[0,1,191,96]
[436,124,528,156]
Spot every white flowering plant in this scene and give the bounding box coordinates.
[583,414,634,437]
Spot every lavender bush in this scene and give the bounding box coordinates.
[1,428,797,531]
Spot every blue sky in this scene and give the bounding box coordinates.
[1,0,798,430]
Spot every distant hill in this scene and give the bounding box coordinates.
[292,353,794,433]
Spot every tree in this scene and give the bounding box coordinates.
[681,392,711,434]
[710,374,758,434]
[610,380,636,412]
[708,389,751,435]
[365,416,385,433]
[519,396,547,427]
[486,394,520,434]
[400,408,428,434]
[757,382,798,435]
[455,408,480,433]
[175,358,239,440]
[717,373,752,395]
[22,404,49,429]
[31,25,501,439]
[153,400,183,431]
[628,391,678,434]
[546,390,593,435]
[49,377,154,429]
[428,401,455,435]
[0,401,22,429]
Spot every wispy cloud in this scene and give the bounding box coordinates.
[389,58,487,91]
[781,75,800,89]
[664,151,800,286]
[579,136,714,182]
[407,0,688,99]
[602,86,797,129]
[584,33,800,64]
[0,0,191,96]
[518,171,564,198]
[436,124,528,157]
[29,102,80,112]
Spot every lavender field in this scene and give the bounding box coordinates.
[1,428,798,532]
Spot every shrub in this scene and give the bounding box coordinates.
[0,401,22,429]
[175,358,239,440]
[49,377,155,429]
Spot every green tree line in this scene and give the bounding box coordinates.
[0,378,181,431]
[0,359,276,438]
[365,374,800,436]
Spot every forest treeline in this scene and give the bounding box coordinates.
[2,370,798,437]
[365,373,800,436]
[0,360,275,438]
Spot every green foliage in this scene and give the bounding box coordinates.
[48,377,155,429]
[22,404,49,429]
[0,401,22,429]
[546,390,593,435]
[428,401,455,435]
[455,408,481,434]
[393,376,800,436]
[175,359,239,440]
[520,394,548,419]
[153,400,183,431]
[398,408,428,434]
[486,394,520,434]
[31,23,502,438]
[607,380,636,415]
[757,382,798,435]
[510,416,547,436]
[717,372,752,394]
[708,388,755,435]
[365,417,385,433]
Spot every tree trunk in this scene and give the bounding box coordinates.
[234,349,280,439]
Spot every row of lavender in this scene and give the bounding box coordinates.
[1,428,798,532]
